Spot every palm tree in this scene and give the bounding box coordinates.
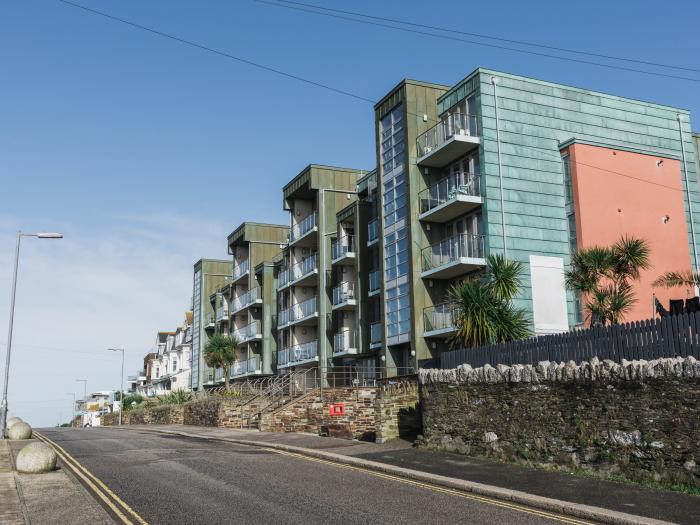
[203,334,238,392]
[653,270,700,289]
[447,254,531,348]
[565,235,650,325]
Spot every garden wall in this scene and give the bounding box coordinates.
[419,356,700,487]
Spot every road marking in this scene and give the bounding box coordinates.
[263,447,596,525]
[34,432,149,525]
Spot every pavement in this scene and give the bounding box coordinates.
[0,436,114,525]
[38,426,611,525]
[109,424,698,525]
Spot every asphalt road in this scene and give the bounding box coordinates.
[39,427,595,525]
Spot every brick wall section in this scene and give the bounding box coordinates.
[259,388,378,440]
[374,377,421,444]
[148,405,184,425]
[101,413,117,426]
[420,357,700,488]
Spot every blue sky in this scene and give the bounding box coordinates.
[1,0,699,426]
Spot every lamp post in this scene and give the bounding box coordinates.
[75,379,87,426]
[67,392,76,428]
[107,348,124,425]
[0,231,63,439]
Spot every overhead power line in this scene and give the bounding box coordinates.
[257,0,700,83]
[57,0,375,104]
[267,0,700,75]
[55,1,694,195]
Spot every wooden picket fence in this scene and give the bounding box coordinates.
[438,312,700,369]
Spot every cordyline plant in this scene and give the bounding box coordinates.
[653,270,700,289]
[565,235,650,326]
[447,254,531,349]
[203,333,238,392]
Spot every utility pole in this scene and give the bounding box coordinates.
[75,379,87,426]
[107,348,125,425]
[67,392,76,427]
[0,231,63,439]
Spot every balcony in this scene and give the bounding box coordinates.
[216,305,229,322]
[277,308,289,328]
[289,254,318,286]
[369,322,382,349]
[205,315,216,332]
[333,329,358,357]
[278,340,318,368]
[232,258,250,284]
[231,287,262,314]
[419,172,482,223]
[368,270,380,296]
[278,266,290,289]
[332,282,356,310]
[417,113,479,168]
[421,234,486,279]
[331,235,355,265]
[423,303,458,338]
[367,218,379,246]
[278,296,319,329]
[230,356,262,378]
[290,212,318,247]
[232,320,262,344]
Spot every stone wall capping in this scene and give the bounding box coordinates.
[419,356,700,385]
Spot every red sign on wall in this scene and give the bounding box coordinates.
[328,403,345,416]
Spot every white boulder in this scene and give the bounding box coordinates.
[7,421,32,440]
[15,442,56,473]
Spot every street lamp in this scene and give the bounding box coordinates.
[107,348,124,425]
[0,231,63,439]
[75,379,87,428]
[67,393,76,428]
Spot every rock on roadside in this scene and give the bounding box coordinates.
[7,421,32,440]
[16,442,57,473]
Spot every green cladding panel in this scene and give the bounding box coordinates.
[436,68,700,326]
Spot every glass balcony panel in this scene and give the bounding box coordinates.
[332,282,356,306]
[232,258,250,280]
[417,113,479,158]
[290,212,317,242]
[419,172,481,215]
[421,234,485,272]
[367,218,379,244]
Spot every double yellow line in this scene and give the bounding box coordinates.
[266,447,596,525]
[34,432,148,525]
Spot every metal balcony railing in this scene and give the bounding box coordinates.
[206,314,215,327]
[231,287,260,312]
[277,308,289,328]
[332,235,355,260]
[421,234,485,272]
[278,340,318,366]
[417,113,478,158]
[216,305,229,322]
[370,322,382,345]
[278,266,290,287]
[332,281,356,306]
[367,218,379,245]
[290,296,318,323]
[333,330,357,354]
[290,212,317,242]
[419,172,481,214]
[230,356,261,378]
[290,254,317,282]
[369,270,380,294]
[424,303,458,333]
[232,258,250,280]
[232,320,261,343]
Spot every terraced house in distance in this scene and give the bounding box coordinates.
[371,68,699,371]
[227,222,289,381]
[275,164,367,375]
[190,258,232,391]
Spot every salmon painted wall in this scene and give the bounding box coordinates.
[567,143,693,322]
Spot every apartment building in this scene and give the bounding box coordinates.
[226,222,289,380]
[150,314,193,394]
[367,68,699,371]
[191,258,233,390]
[182,68,697,380]
[275,165,367,374]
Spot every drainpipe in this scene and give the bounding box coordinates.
[677,113,699,273]
[491,76,507,258]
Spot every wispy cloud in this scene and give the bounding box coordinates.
[0,211,230,427]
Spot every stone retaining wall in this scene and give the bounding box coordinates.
[419,356,700,488]
[259,388,378,440]
[374,377,421,444]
